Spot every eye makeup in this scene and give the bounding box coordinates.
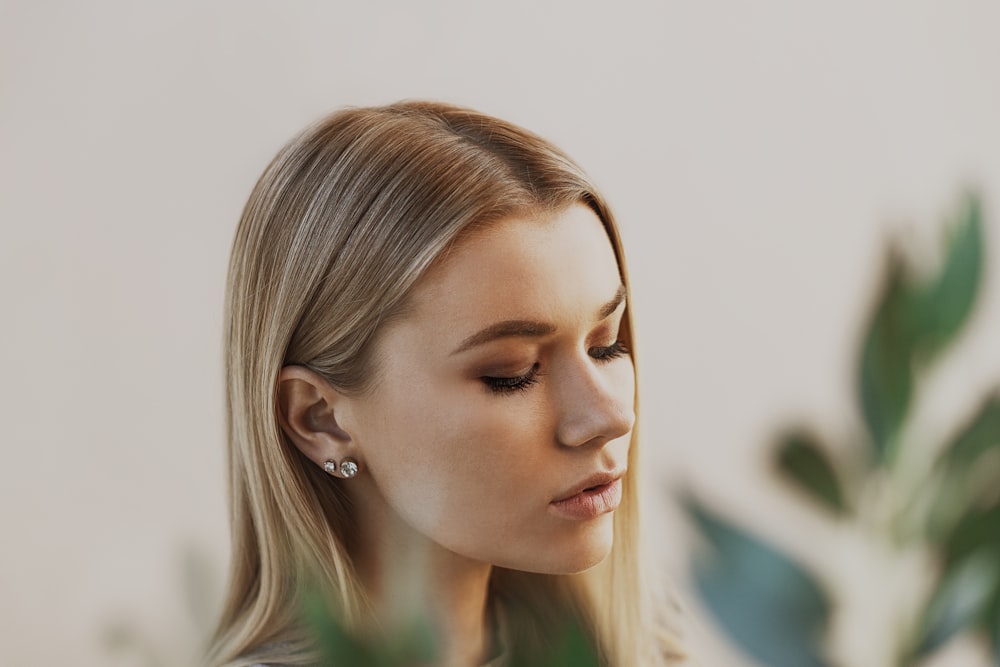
[588,340,629,362]
[470,290,630,398]
[480,337,630,396]
[481,363,542,395]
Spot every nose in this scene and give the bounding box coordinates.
[554,354,636,448]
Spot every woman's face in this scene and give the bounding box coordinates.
[340,203,635,575]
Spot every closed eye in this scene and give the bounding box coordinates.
[589,340,629,362]
[482,363,541,395]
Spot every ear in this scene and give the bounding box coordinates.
[276,365,356,471]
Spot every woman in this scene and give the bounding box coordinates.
[208,101,682,666]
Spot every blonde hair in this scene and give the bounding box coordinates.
[209,101,680,666]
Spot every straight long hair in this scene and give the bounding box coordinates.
[209,101,679,666]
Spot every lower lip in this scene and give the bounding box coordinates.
[549,478,622,520]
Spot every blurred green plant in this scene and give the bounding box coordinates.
[300,587,439,666]
[686,192,999,666]
[683,496,833,667]
[300,588,601,667]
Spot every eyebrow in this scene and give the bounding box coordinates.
[450,284,627,355]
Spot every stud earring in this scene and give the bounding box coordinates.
[339,458,359,478]
[323,460,338,475]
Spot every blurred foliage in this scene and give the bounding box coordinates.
[859,195,984,466]
[505,622,602,667]
[684,496,832,667]
[300,586,439,667]
[775,430,851,517]
[686,192,1000,666]
[300,586,601,667]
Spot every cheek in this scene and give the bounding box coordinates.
[360,383,551,528]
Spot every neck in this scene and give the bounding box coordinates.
[350,493,495,667]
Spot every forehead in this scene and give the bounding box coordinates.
[404,204,623,332]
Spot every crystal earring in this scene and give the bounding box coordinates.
[339,458,359,478]
[323,460,338,475]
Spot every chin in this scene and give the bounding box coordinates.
[514,513,617,575]
[555,549,612,574]
[559,534,615,574]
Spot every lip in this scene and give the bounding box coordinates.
[549,470,625,521]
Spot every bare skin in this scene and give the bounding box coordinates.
[278,203,635,666]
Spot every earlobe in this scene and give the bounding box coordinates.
[323,458,361,478]
[276,365,354,466]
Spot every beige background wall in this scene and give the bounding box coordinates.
[2,2,999,666]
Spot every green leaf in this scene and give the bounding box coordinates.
[508,618,600,667]
[684,496,832,667]
[857,192,986,467]
[775,431,851,516]
[907,192,984,363]
[300,587,439,667]
[938,393,1000,471]
[924,395,1000,541]
[943,502,1000,569]
[301,589,378,666]
[858,251,915,465]
[911,551,999,660]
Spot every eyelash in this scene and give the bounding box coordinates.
[481,340,630,395]
[591,340,630,365]
[482,365,542,395]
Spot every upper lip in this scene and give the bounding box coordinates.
[551,469,626,503]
